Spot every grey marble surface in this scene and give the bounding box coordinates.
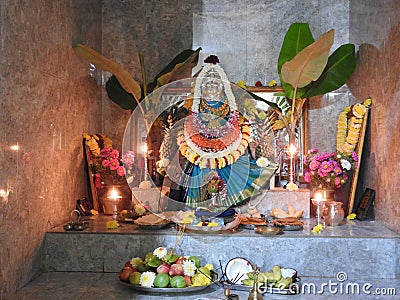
[16,272,400,300]
[43,215,399,279]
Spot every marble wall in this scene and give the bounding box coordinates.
[1,0,399,298]
[347,0,400,233]
[0,0,102,297]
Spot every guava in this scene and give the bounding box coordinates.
[188,256,201,268]
[170,275,186,288]
[154,273,170,288]
[137,263,149,273]
[129,271,141,285]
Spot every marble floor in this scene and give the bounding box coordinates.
[15,272,400,299]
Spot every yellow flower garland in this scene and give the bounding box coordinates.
[178,116,251,169]
[336,98,372,155]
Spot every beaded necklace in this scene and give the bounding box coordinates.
[192,111,237,139]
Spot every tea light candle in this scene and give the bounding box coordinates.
[312,192,326,226]
[108,187,122,220]
[314,192,323,201]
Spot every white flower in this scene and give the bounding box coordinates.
[161,158,170,167]
[126,176,134,184]
[139,271,156,288]
[286,182,299,191]
[256,157,270,167]
[340,159,351,170]
[153,247,167,259]
[183,260,197,277]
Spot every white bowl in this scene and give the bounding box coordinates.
[225,257,253,283]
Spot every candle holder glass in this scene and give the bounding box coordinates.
[311,198,327,226]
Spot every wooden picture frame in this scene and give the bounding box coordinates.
[83,141,99,210]
[347,108,370,214]
[356,188,375,220]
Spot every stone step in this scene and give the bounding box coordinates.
[43,216,399,280]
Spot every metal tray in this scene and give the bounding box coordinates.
[119,280,212,293]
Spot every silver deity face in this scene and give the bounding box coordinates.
[201,68,224,101]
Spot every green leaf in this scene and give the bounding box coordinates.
[278,23,314,99]
[152,47,202,90]
[281,29,334,88]
[73,44,142,104]
[247,90,282,112]
[302,44,356,98]
[105,76,137,110]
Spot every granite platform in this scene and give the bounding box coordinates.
[42,215,400,278]
[16,215,400,299]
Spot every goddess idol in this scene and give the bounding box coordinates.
[163,56,277,212]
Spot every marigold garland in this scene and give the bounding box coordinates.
[178,113,251,169]
[336,98,372,156]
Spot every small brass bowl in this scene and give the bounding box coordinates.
[63,223,74,231]
[73,222,85,231]
[254,225,283,236]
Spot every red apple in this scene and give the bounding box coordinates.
[184,275,192,286]
[175,257,187,264]
[157,262,171,274]
[255,81,262,87]
[119,267,133,282]
[169,263,184,276]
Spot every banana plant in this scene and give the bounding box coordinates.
[73,44,201,117]
[277,23,356,143]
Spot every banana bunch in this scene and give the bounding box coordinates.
[269,204,303,219]
[241,265,293,289]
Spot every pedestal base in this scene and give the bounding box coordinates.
[248,188,311,218]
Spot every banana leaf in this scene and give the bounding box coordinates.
[246,90,282,112]
[278,23,314,99]
[152,47,202,90]
[105,48,202,110]
[281,29,334,89]
[105,76,136,110]
[302,43,356,98]
[73,44,142,104]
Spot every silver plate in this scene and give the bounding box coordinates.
[137,223,170,230]
[119,280,212,293]
[274,224,303,231]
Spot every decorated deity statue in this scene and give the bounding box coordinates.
[162,55,278,212]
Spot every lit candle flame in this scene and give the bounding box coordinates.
[108,187,122,200]
[10,144,20,151]
[315,192,322,201]
[288,143,298,156]
[140,144,148,155]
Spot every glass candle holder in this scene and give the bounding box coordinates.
[311,198,327,226]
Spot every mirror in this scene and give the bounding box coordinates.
[246,86,309,188]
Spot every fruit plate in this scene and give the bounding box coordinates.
[119,280,212,293]
[221,281,301,295]
[222,267,300,295]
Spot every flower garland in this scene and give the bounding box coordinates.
[178,115,251,169]
[336,98,372,156]
[192,63,237,113]
[185,112,241,152]
[191,110,237,138]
